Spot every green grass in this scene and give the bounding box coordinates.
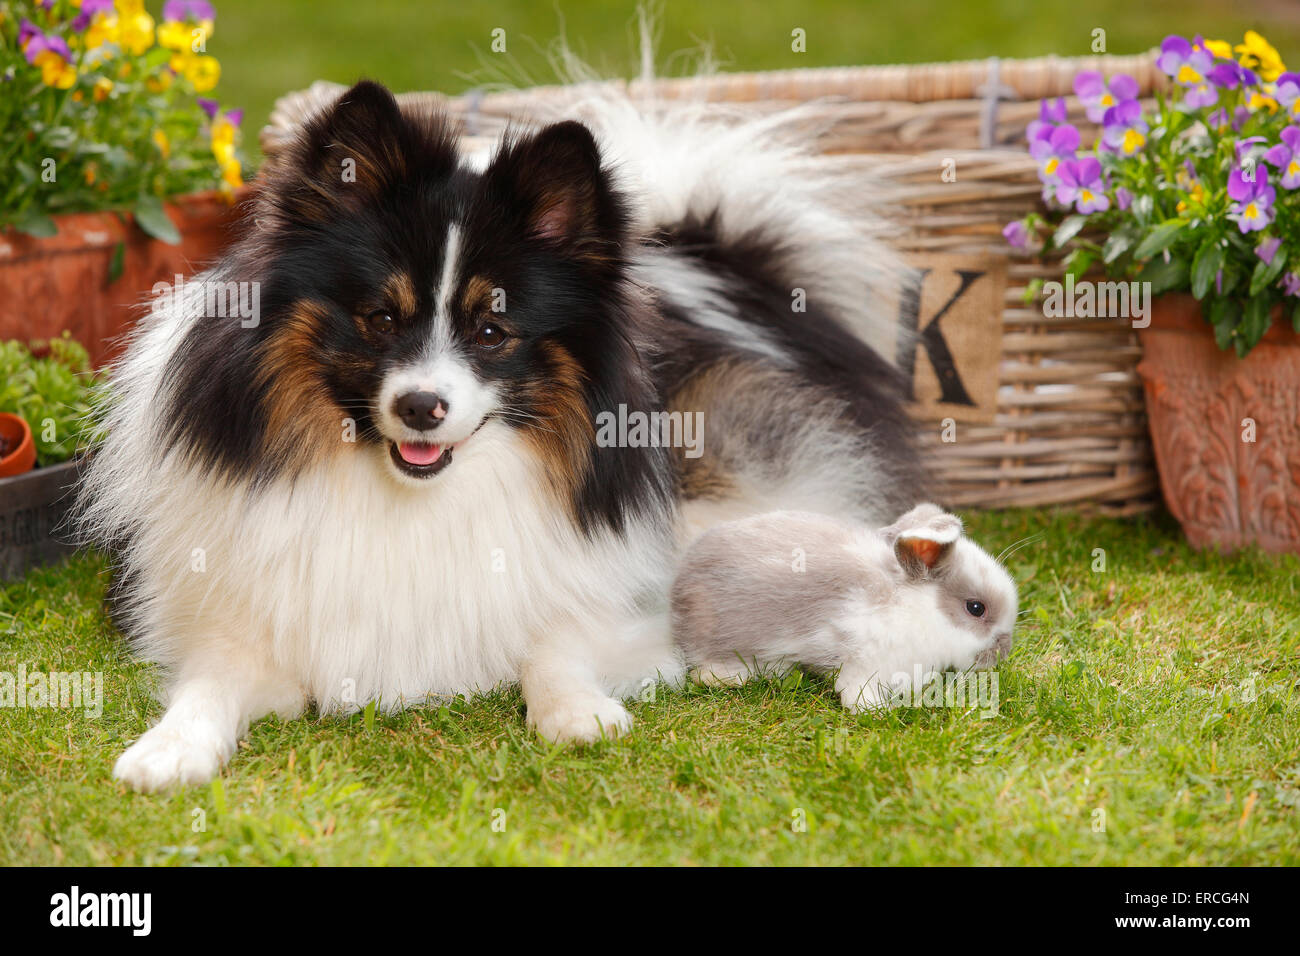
[2,507,1297,865]
[207,0,1300,162]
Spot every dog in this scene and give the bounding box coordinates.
[78,79,926,791]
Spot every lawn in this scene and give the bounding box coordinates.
[2,508,1297,866]
[211,0,1300,162]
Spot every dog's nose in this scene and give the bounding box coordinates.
[393,391,448,431]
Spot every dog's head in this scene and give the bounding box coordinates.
[170,81,666,530]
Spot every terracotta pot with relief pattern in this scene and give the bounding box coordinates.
[0,189,247,368]
[1137,293,1300,554]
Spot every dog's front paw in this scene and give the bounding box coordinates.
[113,725,231,793]
[528,694,633,744]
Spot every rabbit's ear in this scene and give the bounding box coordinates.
[891,505,962,577]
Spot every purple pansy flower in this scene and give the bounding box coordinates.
[1228,166,1277,233]
[199,98,242,126]
[1026,97,1068,144]
[73,0,116,31]
[1073,71,1139,124]
[163,0,216,21]
[21,28,71,65]
[1056,157,1110,214]
[1101,100,1148,156]
[18,18,41,48]
[1115,186,1133,211]
[1029,123,1079,185]
[1275,72,1300,120]
[1157,35,1215,86]
[1002,221,1029,248]
[1236,136,1267,163]
[1263,127,1300,189]
[1257,237,1282,267]
[1183,81,1218,109]
[1207,61,1258,90]
[1282,273,1300,297]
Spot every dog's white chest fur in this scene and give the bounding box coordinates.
[127,422,668,710]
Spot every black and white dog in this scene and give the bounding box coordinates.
[79,80,925,791]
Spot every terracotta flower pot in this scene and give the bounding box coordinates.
[0,189,248,368]
[1137,293,1300,554]
[0,413,36,478]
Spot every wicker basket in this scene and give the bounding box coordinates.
[262,52,1170,513]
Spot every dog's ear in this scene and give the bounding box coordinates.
[269,80,424,222]
[482,121,624,261]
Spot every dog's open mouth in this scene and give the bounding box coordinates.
[389,440,453,479]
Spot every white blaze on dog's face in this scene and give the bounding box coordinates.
[374,225,504,482]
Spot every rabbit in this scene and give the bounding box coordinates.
[670,503,1018,712]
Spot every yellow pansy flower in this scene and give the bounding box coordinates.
[84,12,120,50]
[158,19,213,53]
[179,53,220,92]
[211,115,237,165]
[93,77,114,101]
[1175,181,1205,215]
[1248,91,1279,114]
[1235,30,1286,82]
[115,4,155,56]
[146,70,173,92]
[1201,38,1233,60]
[34,50,77,90]
[153,129,171,158]
[220,157,242,191]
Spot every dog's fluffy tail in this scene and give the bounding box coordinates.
[535,34,908,361]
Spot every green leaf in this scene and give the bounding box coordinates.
[1133,220,1187,260]
[1218,263,1243,298]
[1248,249,1287,297]
[1022,277,1044,306]
[1239,296,1273,355]
[1190,239,1226,300]
[1142,255,1190,295]
[1051,214,1089,249]
[1102,228,1136,265]
[1208,298,1242,351]
[132,196,180,245]
[1063,247,1096,282]
[16,212,58,239]
[107,242,126,283]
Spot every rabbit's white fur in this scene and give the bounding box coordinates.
[670,504,1018,711]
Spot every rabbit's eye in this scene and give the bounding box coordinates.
[965,600,986,618]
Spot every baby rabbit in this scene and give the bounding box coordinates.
[670,503,1018,712]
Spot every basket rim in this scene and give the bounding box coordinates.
[261,49,1164,157]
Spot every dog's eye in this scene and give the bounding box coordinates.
[965,600,986,618]
[474,323,508,349]
[368,312,396,335]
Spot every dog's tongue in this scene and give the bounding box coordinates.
[398,442,443,466]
